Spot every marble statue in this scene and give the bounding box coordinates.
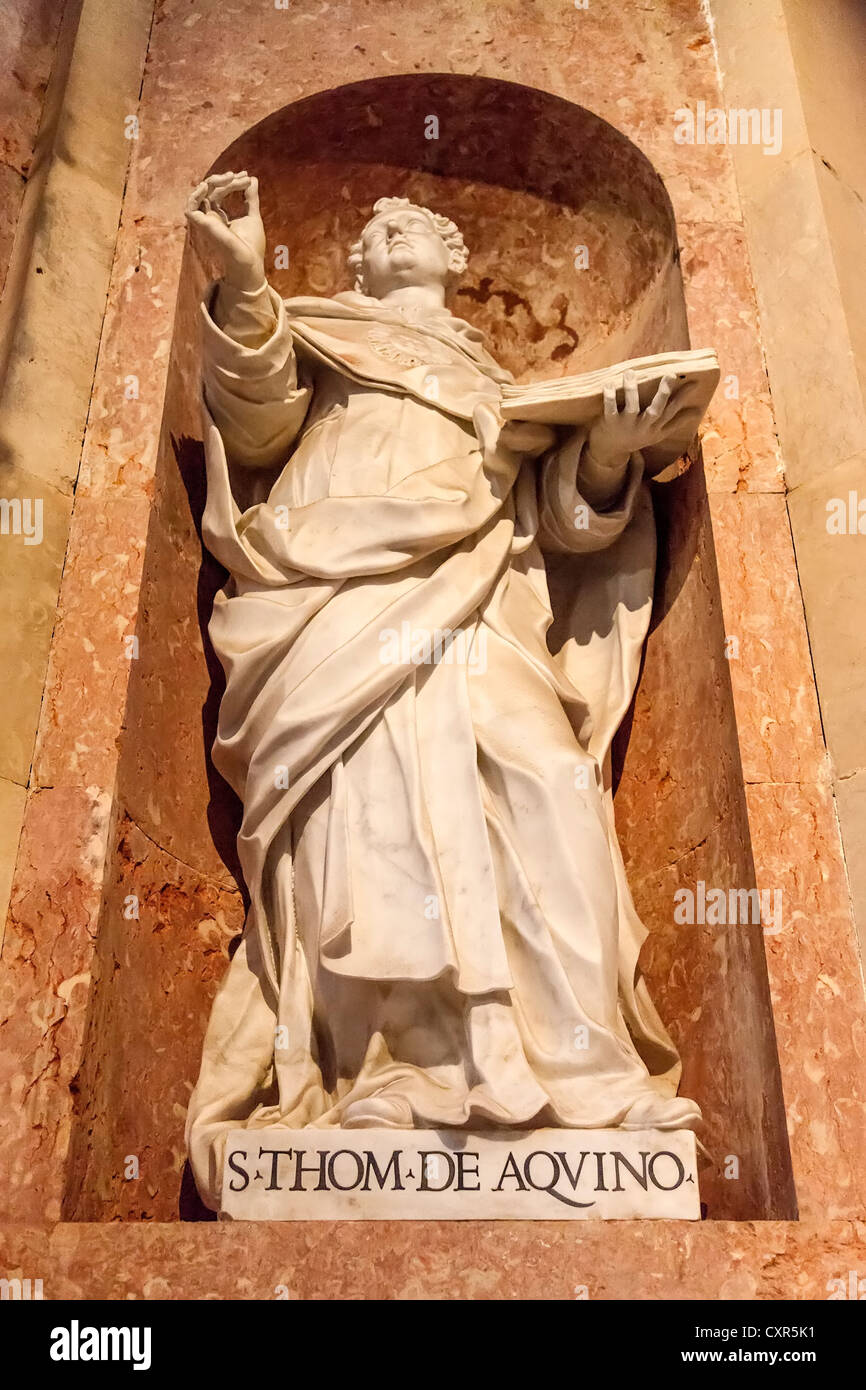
[183,170,702,1210]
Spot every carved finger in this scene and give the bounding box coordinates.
[206,170,240,189]
[624,370,640,416]
[199,196,227,226]
[644,373,676,421]
[208,173,254,223]
[245,175,260,216]
[187,180,213,213]
[204,172,245,204]
[603,381,618,417]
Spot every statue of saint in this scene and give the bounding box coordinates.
[184,170,702,1209]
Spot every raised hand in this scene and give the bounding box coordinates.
[186,171,267,293]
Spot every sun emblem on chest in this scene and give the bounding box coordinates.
[366,321,454,369]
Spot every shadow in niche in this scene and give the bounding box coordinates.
[171,432,248,909]
[62,70,796,1226]
[610,466,703,797]
[648,465,704,636]
[179,1159,218,1223]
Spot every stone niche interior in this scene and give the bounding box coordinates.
[63,74,797,1222]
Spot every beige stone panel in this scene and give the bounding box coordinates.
[0,162,25,303]
[0,471,71,786]
[709,0,866,486]
[723,148,865,487]
[835,770,866,963]
[709,0,811,175]
[814,153,866,410]
[0,776,26,950]
[0,171,126,493]
[787,450,866,781]
[781,0,866,200]
[0,0,153,495]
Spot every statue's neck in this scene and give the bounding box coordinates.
[378,285,448,316]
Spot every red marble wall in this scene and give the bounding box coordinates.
[63,74,792,1223]
[2,0,864,1259]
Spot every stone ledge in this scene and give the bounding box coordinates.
[1,1218,865,1300]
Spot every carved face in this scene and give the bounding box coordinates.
[359,207,452,298]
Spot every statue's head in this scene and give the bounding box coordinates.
[348,197,469,299]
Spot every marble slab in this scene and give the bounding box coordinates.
[220,1127,700,1221]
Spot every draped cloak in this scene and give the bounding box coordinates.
[185,286,695,1209]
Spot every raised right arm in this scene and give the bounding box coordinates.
[186,171,311,470]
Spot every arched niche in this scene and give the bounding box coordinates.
[64,74,796,1223]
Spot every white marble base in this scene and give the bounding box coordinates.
[220,1126,700,1221]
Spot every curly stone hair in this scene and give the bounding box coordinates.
[347,197,469,293]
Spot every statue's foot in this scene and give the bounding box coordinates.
[620,1094,702,1132]
[343,1094,414,1129]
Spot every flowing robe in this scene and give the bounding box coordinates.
[185,284,694,1209]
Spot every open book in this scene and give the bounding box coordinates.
[500,348,720,474]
